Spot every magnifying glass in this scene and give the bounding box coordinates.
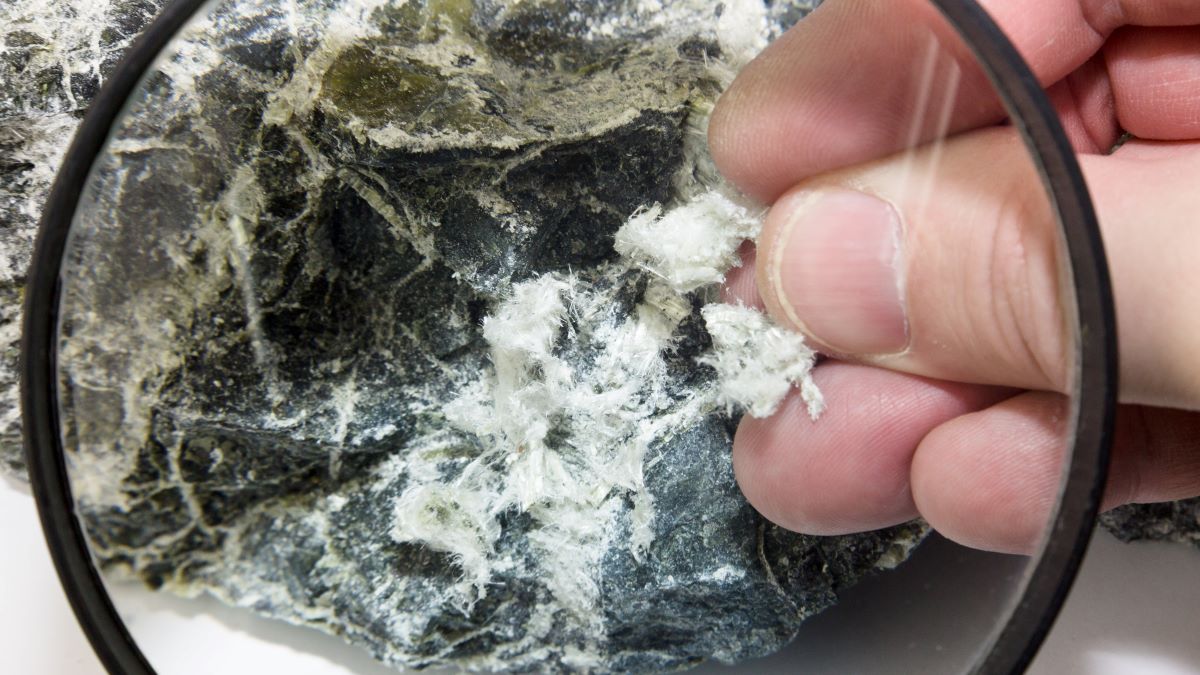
[23,1,1115,673]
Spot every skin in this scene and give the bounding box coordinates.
[708,0,1200,554]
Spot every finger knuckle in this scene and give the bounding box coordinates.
[985,180,1069,391]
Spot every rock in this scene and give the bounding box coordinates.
[0,0,165,476]
[1,0,822,481]
[13,0,1200,671]
[46,0,939,671]
[1101,499,1200,549]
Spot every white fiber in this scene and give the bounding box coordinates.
[391,483,501,605]
[699,303,824,420]
[614,190,762,293]
[390,163,825,624]
[392,273,697,613]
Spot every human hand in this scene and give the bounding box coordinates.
[709,0,1200,554]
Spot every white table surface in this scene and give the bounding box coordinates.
[4,473,1199,675]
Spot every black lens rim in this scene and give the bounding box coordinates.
[20,0,211,672]
[20,1,1116,674]
[928,2,1117,672]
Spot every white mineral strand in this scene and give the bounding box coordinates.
[391,272,708,615]
[614,190,762,293]
[699,303,824,420]
[391,483,501,605]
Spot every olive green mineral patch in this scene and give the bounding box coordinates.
[373,0,475,45]
[321,46,446,121]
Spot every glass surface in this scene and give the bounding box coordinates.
[46,0,1096,673]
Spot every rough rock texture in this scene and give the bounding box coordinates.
[0,0,807,481]
[10,0,1200,671]
[1101,499,1200,549]
[1,0,165,475]
[45,0,941,672]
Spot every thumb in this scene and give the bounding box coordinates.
[755,128,1200,409]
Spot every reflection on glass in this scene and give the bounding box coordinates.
[49,1,1084,673]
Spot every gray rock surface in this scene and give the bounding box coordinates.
[1101,499,1200,549]
[43,0,938,672]
[18,0,1197,671]
[1,0,165,475]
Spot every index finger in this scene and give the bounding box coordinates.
[710,0,1200,202]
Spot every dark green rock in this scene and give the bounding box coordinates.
[0,0,166,476]
[1101,499,1200,549]
[0,0,932,672]
[12,3,1200,671]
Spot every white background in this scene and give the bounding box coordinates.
[4,474,1200,675]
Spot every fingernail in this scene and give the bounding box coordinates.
[768,189,908,355]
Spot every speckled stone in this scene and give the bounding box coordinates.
[1,0,165,475]
[44,0,936,672]
[1101,499,1200,549]
[12,0,1200,672]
